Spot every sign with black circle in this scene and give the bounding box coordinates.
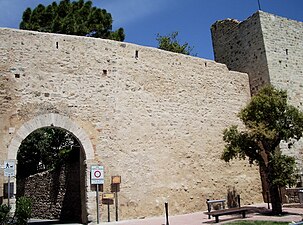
[91,165,104,184]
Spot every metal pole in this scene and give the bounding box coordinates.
[257,0,261,10]
[206,199,211,219]
[7,175,10,209]
[165,202,169,225]
[96,184,100,224]
[237,194,241,208]
[115,189,118,221]
[107,203,110,222]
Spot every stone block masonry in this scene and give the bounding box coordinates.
[0,28,262,222]
[17,150,83,222]
[211,11,270,95]
[211,11,303,197]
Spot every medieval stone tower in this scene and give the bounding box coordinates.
[211,10,303,171]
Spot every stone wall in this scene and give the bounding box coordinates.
[18,168,67,220]
[0,28,262,222]
[260,11,303,109]
[259,12,303,170]
[211,11,270,95]
[211,11,303,172]
[18,156,83,222]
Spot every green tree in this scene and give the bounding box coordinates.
[19,0,125,41]
[156,31,195,55]
[222,85,303,215]
[17,127,78,179]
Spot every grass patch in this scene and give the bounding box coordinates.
[224,221,289,225]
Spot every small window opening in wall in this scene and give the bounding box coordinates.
[15,74,20,78]
[103,70,107,75]
[135,50,139,59]
[205,62,207,67]
[285,49,288,55]
[56,42,59,49]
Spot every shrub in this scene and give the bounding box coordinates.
[15,197,32,225]
[0,204,10,225]
[227,187,238,208]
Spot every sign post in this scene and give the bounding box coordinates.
[91,165,104,224]
[102,193,114,222]
[111,176,121,222]
[4,160,15,209]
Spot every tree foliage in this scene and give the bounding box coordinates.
[19,0,125,41]
[17,127,78,179]
[156,32,195,55]
[222,85,303,214]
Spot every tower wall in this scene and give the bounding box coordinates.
[212,11,303,174]
[211,12,270,95]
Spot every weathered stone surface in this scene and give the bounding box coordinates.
[19,161,83,222]
[211,10,303,171]
[0,28,262,222]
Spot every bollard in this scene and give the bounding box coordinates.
[165,202,169,225]
[266,191,270,209]
[237,194,241,208]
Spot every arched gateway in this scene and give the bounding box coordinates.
[8,113,94,223]
[8,113,94,160]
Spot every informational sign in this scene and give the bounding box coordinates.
[91,165,104,184]
[111,176,121,184]
[4,160,15,177]
[102,193,114,200]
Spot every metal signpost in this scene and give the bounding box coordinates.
[111,176,121,221]
[102,193,114,222]
[4,160,15,208]
[91,165,104,224]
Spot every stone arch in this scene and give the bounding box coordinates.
[7,113,94,223]
[8,113,94,160]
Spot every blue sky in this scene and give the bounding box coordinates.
[0,0,302,60]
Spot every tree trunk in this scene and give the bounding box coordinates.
[269,184,282,215]
[260,164,283,215]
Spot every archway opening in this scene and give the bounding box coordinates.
[16,127,87,223]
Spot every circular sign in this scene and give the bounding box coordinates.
[91,165,104,184]
[94,170,102,178]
